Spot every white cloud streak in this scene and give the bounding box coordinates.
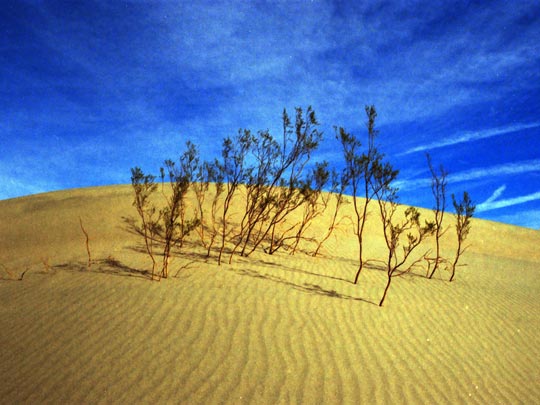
[402,122,540,155]
[148,0,540,128]
[450,160,540,183]
[395,159,540,191]
[482,185,507,204]
[476,184,540,214]
[476,191,540,213]
[3,0,539,207]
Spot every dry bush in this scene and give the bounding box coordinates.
[311,169,349,257]
[0,264,28,281]
[130,142,200,279]
[450,191,475,282]
[425,153,449,279]
[337,106,388,284]
[79,217,92,270]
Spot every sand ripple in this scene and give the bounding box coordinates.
[1,186,539,404]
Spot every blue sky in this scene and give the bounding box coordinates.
[1,0,539,229]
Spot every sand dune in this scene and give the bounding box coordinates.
[1,185,539,404]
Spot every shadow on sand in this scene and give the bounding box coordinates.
[230,266,378,306]
[55,257,152,280]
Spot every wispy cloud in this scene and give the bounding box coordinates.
[2,0,539,229]
[145,0,540,128]
[7,0,539,134]
[476,184,540,214]
[450,160,540,183]
[395,159,540,191]
[481,185,507,204]
[477,191,540,213]
[401,122,540,155]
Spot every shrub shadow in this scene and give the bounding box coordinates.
[231,267,378,306]
[251,257,353,284]
[55,257,152,280]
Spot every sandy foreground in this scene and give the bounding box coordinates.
[1,185,539,404]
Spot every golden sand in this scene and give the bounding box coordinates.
[1,185,539,404]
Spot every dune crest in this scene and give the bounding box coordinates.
[1,185,539,404]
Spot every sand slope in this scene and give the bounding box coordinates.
[1,185,539,404]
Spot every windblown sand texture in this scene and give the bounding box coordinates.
[1,185,539,404]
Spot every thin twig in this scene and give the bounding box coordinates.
[41,257,51,272]
[79,217,92,270]
[19,268,29,280]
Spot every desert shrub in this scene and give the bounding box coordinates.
[311,168,349,257]
[231,128,279,259]
[131,167,160,278]
[128,103,475,311]
[288,161,330,255]
[450,191,475,281]
[159,145,201,277]
[425,153,449,279]
[372,158,435,306]
[337,106,388,284]
[203,160,225,258]
[130,143,200,279]
[217,130,253,265]
[230,106,323,260]
[189,146,210,248]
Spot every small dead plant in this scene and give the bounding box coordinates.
[1,264,28,281]
[79,217,92,270]
[41,257,52,273]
